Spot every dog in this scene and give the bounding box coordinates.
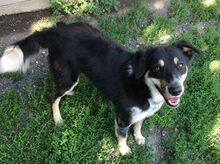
[0,22,202,155]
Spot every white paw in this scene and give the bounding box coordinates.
[135,135,146,145]
[119,145,131,156]
[54,116,63,124]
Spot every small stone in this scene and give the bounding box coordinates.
[162,130,166,136]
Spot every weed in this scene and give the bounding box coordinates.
[49,0,119,16]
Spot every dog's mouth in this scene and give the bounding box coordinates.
[155,85,181,108]
[164,96,180,108]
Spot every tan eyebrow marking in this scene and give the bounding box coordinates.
[183,47,190,52]
[158,59,164,67]
[174,57,179,65]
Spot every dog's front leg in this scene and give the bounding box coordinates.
[133,119,146,145]
[115,119,131,156]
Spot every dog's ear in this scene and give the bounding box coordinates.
[132,50,147,79]
[175,40,203,59]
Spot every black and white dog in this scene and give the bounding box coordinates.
[0,22,201,155]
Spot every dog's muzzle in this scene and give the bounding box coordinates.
[165,80,183,108]
[156,80,183,108]
[168,84,182,96]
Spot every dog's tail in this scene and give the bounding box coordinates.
[0,28,60,73]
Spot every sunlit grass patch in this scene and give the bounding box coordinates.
[209,60,220,73]
[30,16,59,32]
[202,0,217,7]
[142,17,173,45]
[209,114,220,157]
[99,1,152,44]
[170,0,220,23]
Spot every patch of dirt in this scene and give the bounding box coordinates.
[0,32,30,48]
[125,37,145,49]
[146,126,169,163]
[0,49,49,94]
[175,20,220,34]
[114,0,171,17]
[145,0,171,16]
[0,9,52,37]
[0,77,14,90]
[119,0,134,10]
[110,0,135,16]
[125,20,220,49]
[117,0,134,13]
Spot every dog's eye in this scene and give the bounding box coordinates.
[177,63,184,69]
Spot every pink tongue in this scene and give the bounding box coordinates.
[167,97,180,103]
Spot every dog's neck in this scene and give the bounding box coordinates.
[121,64,151,105]
[144,76,164,104]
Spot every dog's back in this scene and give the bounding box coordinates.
[0,22,130,100]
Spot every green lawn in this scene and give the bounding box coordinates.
[0,0,220,163]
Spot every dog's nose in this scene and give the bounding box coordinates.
[168,85,182,96]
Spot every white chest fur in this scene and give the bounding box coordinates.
[130,98,164,124]
[130,73,164,124]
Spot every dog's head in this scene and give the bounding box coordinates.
[131,40,202,108]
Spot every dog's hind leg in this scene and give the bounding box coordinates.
[52,96,63,123]
[52,77,79,123]
[52,73,80,124]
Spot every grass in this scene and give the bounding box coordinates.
[99,1,152,44]
[49,0,119,16]
[0,0,220,163]
[170,0,220,23]
[161,27,220,162]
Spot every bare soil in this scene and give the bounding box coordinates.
[0,9,52,37]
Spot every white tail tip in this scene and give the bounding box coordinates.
[0,45,28,73]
